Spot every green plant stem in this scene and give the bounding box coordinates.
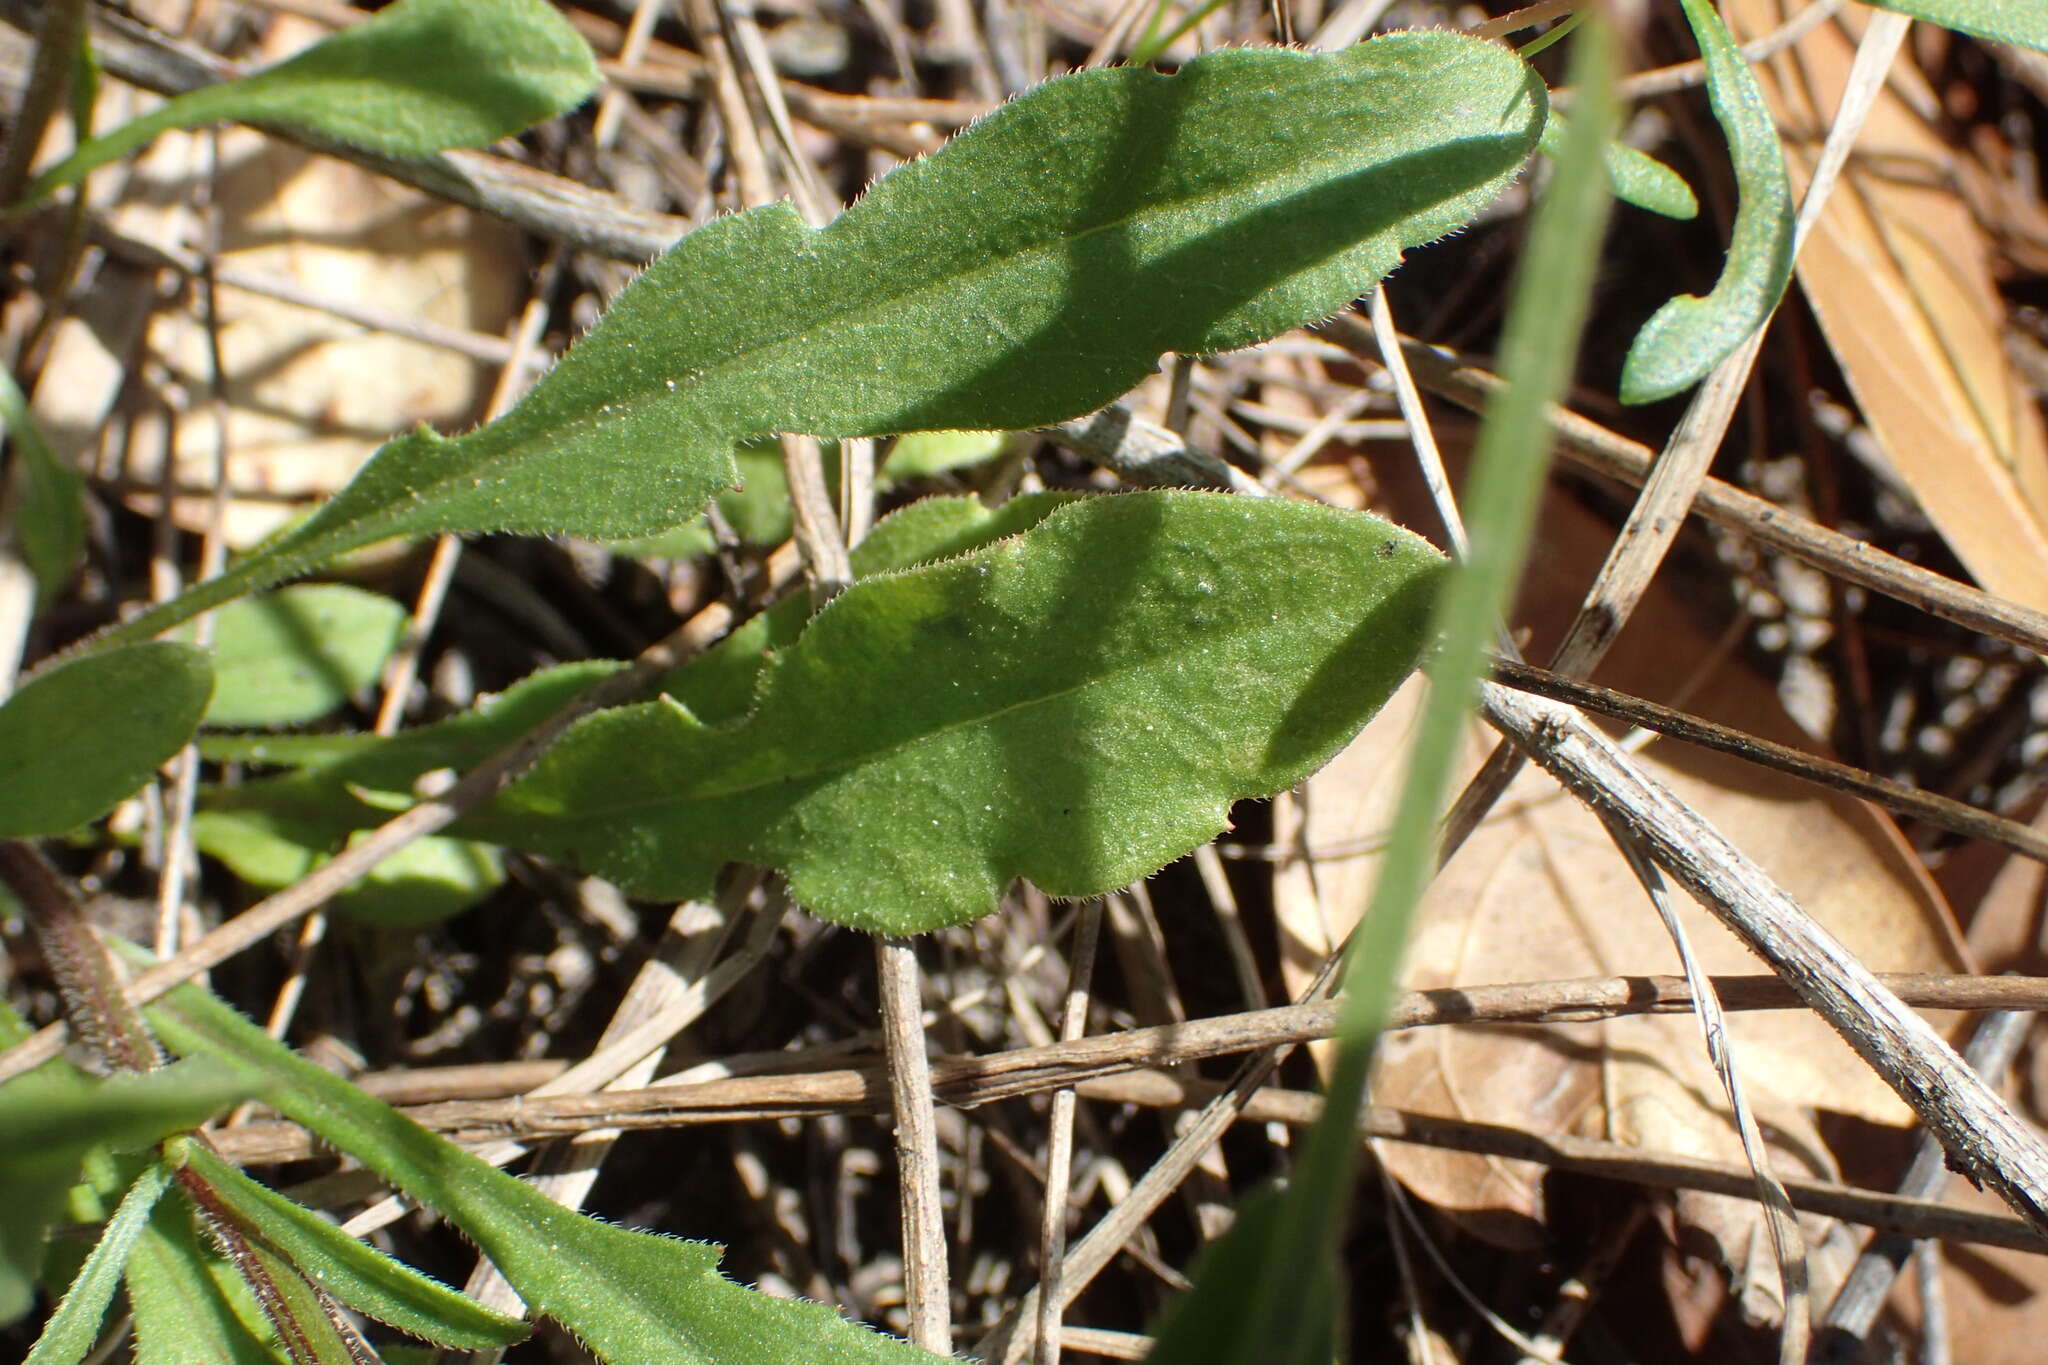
[0,841,160,1073]
[1231,19,1619,1359]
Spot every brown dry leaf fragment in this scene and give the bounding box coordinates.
[1722,0,2048,609]
[34,16,523,549]
[1274,490,1967,1300]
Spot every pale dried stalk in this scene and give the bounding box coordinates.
[1609,827,1809,1364]
[1036,900,1103,1365]
[878,936,951,1353]
[1480,682,2048,1233]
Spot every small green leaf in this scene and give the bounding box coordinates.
[0,642,213,837]
[1,368,86,610]
[140,973,945,1364]
[94,32,1542,649]
[191,809,505,928]
[169,1140,527,1350]
[19,0,599,204]
[1538,114,1696,219]
[1618,0,1793,403]
[884,430,1012,479]
[193,585,406,728]
[126,1195,287,1365]
[23,1162,173,1365]
[1866,0,2046,51]
[469,492,1445,932]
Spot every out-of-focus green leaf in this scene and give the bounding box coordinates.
[19,0,599,203]
[192,585,406,728]
[468,492,1444,933]
[91,32,1542,650]
[0,1056,250,1323]
[884,430,1012,479]
[0,643,212,837]
[1618,0,1792,402]
[191,809,503,928]
[1866,0,2045,51]
[1,368,85,610]
[23,1162,173,1365]
[1538,114,1697,219]
[142,974,944,1364]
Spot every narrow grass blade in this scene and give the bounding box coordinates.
[1145,22,1622,1364]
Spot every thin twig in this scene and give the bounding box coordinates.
[1488,658,2048,864]
[878,936,951,1353]
[1036,901,1102,1365]
[1815,1005,2031,1363]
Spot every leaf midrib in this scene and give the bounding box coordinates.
[521,608,1323,823]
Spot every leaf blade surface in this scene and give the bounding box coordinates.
[97,32,1540,647]
[472,491,1446,932]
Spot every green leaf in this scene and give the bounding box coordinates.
[1538,114,1696,219]
[169,1139,528,1350]
[198,493,1078,825]
[192,585,406,728]
[190,809,505,928]
[1,368,86,610]
[0,1056,251,1321]
[468,492,1445,933]
[0,642,213,837]
[93,32,1542,649]
[884,430,1012,480]
[1618,0,1793,403]
[140,974,945,1365]
[19,0,599,204]
[1866,0,2046,51]
[24,1162,174,1365]
[126,1195,288,1365]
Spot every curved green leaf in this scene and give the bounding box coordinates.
[126,1195,287,1365]
[93,32,1542,649]
[24,1162,173,1365]
[19,0,599,204]
[1867,0,2045,51]
[195,585,406,728]
[190,809,505,928]
[1618,0,1793,403]
[0,642,213,837]
[169,1140,528,1350]
[1,368,85,610]
[469,492,1445,933]
[1538,114,1696,219]
[142,976,943,1365]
